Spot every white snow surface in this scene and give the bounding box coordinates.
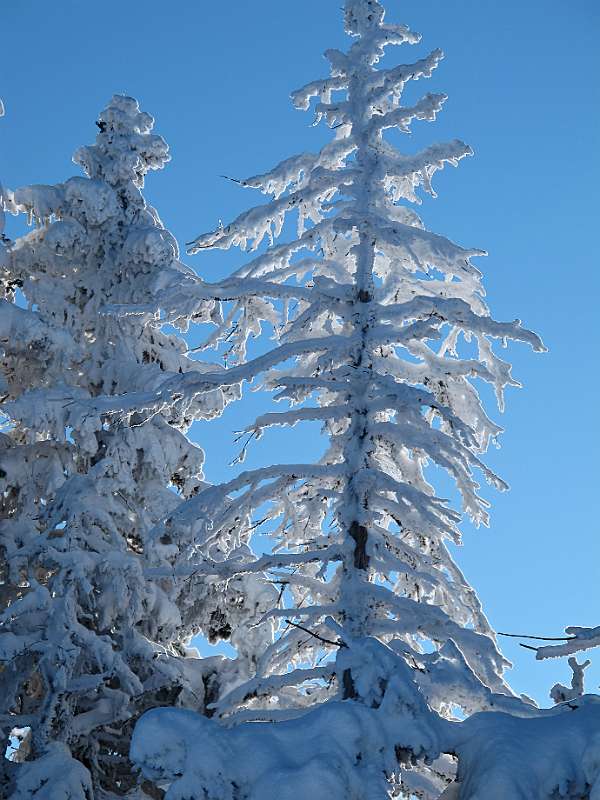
[9,743,92,800]
[131,693,600,800]
[447,696,600,799]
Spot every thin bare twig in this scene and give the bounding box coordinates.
[220,174,245,186]
[497,631,575,642]
[284,619,346,649]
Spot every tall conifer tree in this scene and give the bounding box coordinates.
[0,96,246,798]
[129,1,548,796]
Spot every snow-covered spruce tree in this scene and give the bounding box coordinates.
[125,2,558,797]
[0,95,260,799]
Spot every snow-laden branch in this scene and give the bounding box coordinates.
[536,625,600,660]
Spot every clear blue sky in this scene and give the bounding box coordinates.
[2,0,599,706]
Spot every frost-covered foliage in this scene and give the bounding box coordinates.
[549,657,591,705]
[0,96,253,798]
[127,1,556,797]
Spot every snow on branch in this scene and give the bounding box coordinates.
[536,625,600,660]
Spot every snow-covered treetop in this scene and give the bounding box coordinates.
[75,94,170,190]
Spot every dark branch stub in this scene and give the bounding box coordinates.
[342,668,358,700]
[350,521,369,570]
[284,619,346,649]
